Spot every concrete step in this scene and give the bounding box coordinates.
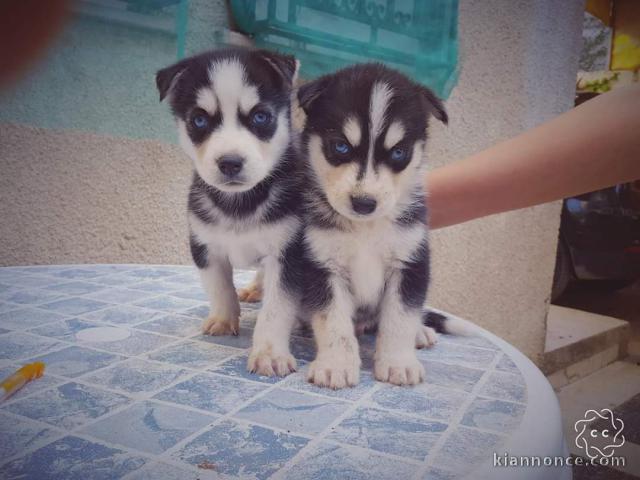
[543,305,630,389]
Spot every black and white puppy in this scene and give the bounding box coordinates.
[288,64,448,388]
[156,48,302,376]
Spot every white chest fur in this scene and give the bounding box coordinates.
[307,221,425,307]
[190,214,299,268]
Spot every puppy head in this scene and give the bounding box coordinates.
[156,48,298,192]
[298,64,447,222]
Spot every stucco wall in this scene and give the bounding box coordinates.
[0,0,584,362]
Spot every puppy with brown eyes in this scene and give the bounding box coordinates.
[282,64,450,388]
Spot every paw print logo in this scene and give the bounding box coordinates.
[574,409,625,459]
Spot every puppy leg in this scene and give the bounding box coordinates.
[248,257,297,376]
[238,267,263,303]
[199,256,241,336]
[374,271,425,386]
[416,325,438,349]
[307,279,361,389]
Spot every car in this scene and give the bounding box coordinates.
[552,179,640,300]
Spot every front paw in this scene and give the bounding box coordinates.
[238,284,262,303]
[374,354,425,386]
[307,354,361,389]
[416,325,438,349]
[202,315,239,336]
[248,348,297,377]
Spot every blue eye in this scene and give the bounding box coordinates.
[391,147,406,162]
[192,114,208,129]
[251,111,271,125]
[334,141,350,155]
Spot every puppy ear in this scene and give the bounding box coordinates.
[297,77,330,113]
[256,50,299,86]
[419,86,448,125]
[155,61,187,102]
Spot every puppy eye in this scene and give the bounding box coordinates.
[251,110,272,126]
[390,147,407,162]
[333,141,351,155]
[192,114,209,129]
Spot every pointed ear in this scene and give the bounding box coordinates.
[297,77,330,113]
[419,86,448,125]
[255,50,299,86]
[155,61,187,102]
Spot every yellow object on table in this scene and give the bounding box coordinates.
[0,362,45,402]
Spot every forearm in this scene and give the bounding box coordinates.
[427,85,640,229]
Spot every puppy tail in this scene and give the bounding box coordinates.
[422,310,473,336]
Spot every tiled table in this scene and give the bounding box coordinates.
[0,265,568,480]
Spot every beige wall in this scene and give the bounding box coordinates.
[0,0,585,363]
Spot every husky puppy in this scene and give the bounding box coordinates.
[156,48,302,376]
[287,64,448,388]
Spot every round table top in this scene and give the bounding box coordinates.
[0,265,568,480]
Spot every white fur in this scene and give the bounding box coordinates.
[200,257,240,335]
[343,116,362,147]
[367,82,393,167]
[196,87,218,115]
[384,121,405,149]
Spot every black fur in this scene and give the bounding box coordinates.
[189,235,209,269]
[422,310,449,333]
[399,240,430,310]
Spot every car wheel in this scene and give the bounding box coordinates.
[551,239,574,302]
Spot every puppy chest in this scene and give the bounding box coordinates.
[348,253,386,306]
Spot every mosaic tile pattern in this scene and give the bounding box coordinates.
[0,265,529,479]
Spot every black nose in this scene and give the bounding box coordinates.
[218,155,244,176]
[351,195,377,215]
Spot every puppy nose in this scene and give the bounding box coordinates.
[218,155,244,176]
[350,195,377,215]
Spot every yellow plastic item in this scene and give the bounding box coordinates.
[0,362,45,401]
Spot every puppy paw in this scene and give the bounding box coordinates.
[416,325,438,349]
[202,315,239,336]
[238,285,262,303]
[374,354,425,386]
[307,354,361,389]
[248,348,297,377]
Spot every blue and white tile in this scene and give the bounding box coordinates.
[328,407,447,460]
[283,441,418,480]
[7,275,64,289]
[128,280,185,294]
[135,313,202,338]
[147,340,241,369]
[0,435,147,480]
[0,365,64,402]
[209,354,284,384]
[77,328,174,356]
[0,332,61,360]
[183,304,209,319]
[155,373,267,414]
[82,304,166,326]
[0,327,9,335]
[1,289,66,306]
[48,267,111,280]
[370,383,467,421]
[417,343,497,370]
[169,288,208,302]
[173,419,309,480]
[0,307,68,330]
[44,281,107,296]
[461,397,526,433]
[122,267,182,280]
[0,302,21,314]
[81,400,216,454]
[134,295,202,314]
[29,346,124,378]
[30,318,102,342]
[194,328,254,349]
[432,427,505,475]
[39,297,109,316]
[282,369,376,401]
[123,461,206,480]
[495,353,520,374]
[235,388,350,436]
[89,273,144,287]
[83,359,190,395]
[422,467,459,480]
[479,371,527,403]
[83,287,159,305]
[423,360,485,393]
[0,412,61,461]
[438,332,500,350]
[4,382,131,430]
[288,336,317,362]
